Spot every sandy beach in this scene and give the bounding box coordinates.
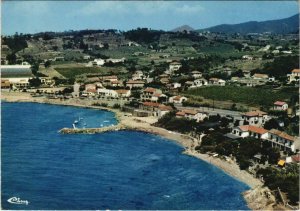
[1,91,275,210]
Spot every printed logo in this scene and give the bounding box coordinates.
[7,197,29,205]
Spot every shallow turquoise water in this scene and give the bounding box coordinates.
[2,102,249,210]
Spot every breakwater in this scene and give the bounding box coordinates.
[59,124,128,134]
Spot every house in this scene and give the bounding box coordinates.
[91,58,105,66]
[268,129,297,152]
[83,55,91,60]
[242,55,253,60]
[169,96,188,104]
[40,77,54,86]
[176,109,208,122]
[85,84,97,91]
[141,87,162,101]
[97,88,118,98]
[167,61,182,75]
[252,73,269,80]
[116,89,131,98]
[209,78,226,86]
[172,82,182,89]
[231,125,268,139]
[126,80,145,89]
[140,101,161,112]
[111,80,123,87]
[287,69,300,83]
[132,71,144,80]
[100,75,118,82]
[1,80,11,89]
[242,110,269,126]
[157,105,173,117]
[273,101,288,111]
[193,78,208,87]
[191,71,202,79]
[84,88,97,97]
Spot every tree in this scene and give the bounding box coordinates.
[29,78,41,87]
[6,53,17,64]
[44,60,51,68]
[31,62,39,76]
[264,118,281,130]
[103,43,109,49]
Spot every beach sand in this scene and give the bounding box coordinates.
[1,91,276,210]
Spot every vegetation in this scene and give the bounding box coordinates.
[3,33,28,52]
[55,67,104,79]
[184,86,298,107]
[257,164,299,204]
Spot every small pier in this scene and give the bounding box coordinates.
[59,124,129,134]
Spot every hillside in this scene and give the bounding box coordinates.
[171,25,195,32]
[198,14,299,34]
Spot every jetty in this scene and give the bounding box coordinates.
[59,124,129,134]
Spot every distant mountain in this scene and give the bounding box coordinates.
[171,25,195,32]
[198,14,299,34]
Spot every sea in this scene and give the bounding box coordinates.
[2,102,249,210]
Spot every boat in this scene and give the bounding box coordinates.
[74,120,79,124]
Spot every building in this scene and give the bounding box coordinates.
[115,89,131,98]
[1,80,11,89]
[157,105,173,117]
[287,69,300,83]
[126,80,145,89]
[97,88,118,98]
[242,110,269,126]
[191,71,202,79]
[231,125,268,139]
[132,71,144,80]
[100,75,118,82]
[268,129,297,152]
[176,109,208,122]
[209,78,226,86]
[1,64,33,89]
[273,101,288,111]
[252,73,269,80]
[169,95,188,104]
[193,78,208,87]
[167,62,182,75]
[141,87,163,101]
[40,77,54,86]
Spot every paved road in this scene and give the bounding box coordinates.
[175,105,243,119]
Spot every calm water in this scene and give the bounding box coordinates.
[2,102,249,210]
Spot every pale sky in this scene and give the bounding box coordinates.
[2,1,299,35]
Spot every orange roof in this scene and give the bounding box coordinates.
[238,125,268,134]
[102,75,118,79]
[173,96,183,101]
[127,80,145,84]
[144,87,156,93]
[274,101,287,106]
[292,69,300,73]
[209,77,219,81]
[243,110,267,117]
[176,111,185,116]
[269,129,295,142]
[253,73,268,78]
[292,154,300,162]
[116,89,129,94]
[182,109,198,115]
[158,105,173,111]
[86,88,97,93]
[111,81,122,84]
[143,101,160,107]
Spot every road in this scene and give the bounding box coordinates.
[175,105,243,119]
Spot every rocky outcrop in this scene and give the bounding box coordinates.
[243,186,276,210]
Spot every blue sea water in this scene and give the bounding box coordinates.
[2,102,249,210]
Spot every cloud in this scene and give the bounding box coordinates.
[3,1,50,17]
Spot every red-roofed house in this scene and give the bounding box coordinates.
[169,95,188,104]
[268,129,297,152]
[116,89,131,98]
[242,110,269,126]
[273,101,288,111]
[157,105,173,117]
[176,109,208,122]
[231,125,268,139]
[141,87,163,101]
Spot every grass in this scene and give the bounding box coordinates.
[184,85,298,107]
[55,67,106,79]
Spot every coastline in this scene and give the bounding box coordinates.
[1,91,275,210]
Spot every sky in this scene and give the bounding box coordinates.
[2,1,299,35]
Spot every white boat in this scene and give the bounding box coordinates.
[74,120,79,124]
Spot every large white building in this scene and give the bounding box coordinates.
[1,64,33,89]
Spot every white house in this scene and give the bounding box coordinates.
[116,89,131,98]
[141,87,162,101]
[242,110,269,126]
[132,71,144,80]
[268,129,298,152]
[231,125,269,139]
[273,101,288,111]
[287,69,300,83]
[157,105,173,117]
[176,109,207,122]
[172,82,182,89]
[126,80,145,89]
[97,88,118,98]
[209,78,226,86]
[193,78,208,87]
[169,95,188,104]
[167,62,182,75]
[191,71,202,78]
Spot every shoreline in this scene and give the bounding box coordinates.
[1,91,275,210]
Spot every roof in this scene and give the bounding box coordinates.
[243,110,267,117]
[158,105,173,111]
[173,95,184,101]
[102,75,118,79]
[238,125,268,134]
[143,101,160,107]
[278,160,285,166]
[176,111,185,116]
[86,88,97,93]
[1,65,33,78]
[269,129,295,142]
[111,81,122,84]
[253,73,268,78]
[292,69,300,73]
[144,87,157,93]
[274,101,287,106]
[126,80,145,84]
[291,154,300,162]
[170,62,181,65]
[116,89,129,94]
[182,109,198,115]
